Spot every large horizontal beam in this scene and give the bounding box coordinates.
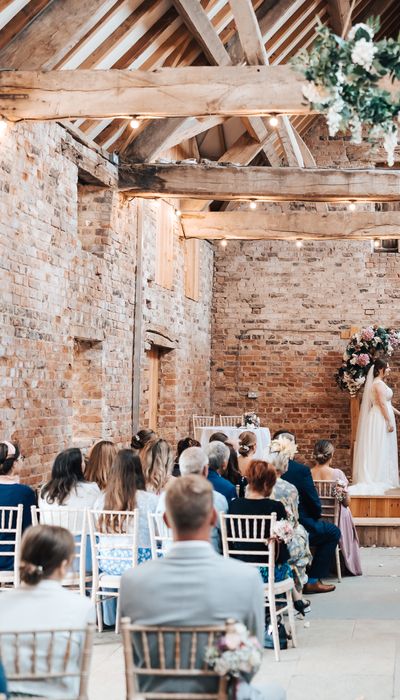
[118,164,400,201]
[0,66,395,121]
[180,210,400,240]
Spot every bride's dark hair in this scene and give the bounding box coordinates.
[373,358,388,378]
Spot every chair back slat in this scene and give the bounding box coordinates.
[192,415,216,440]
[148,512,173,559]
[0,504,23,587]
[219,513,276,585]
[219,416,243,427]
[0,624,95,700]
[313,480,340,526]
[121,619,228,700]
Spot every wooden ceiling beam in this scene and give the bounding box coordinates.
[171,0,231,66]
[0,0,117,70]
[118,163,400,201]
[328,0,352,35]
[0,0,53,53]
[180,210,400,240]
[0,65,328,121]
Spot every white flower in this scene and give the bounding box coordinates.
[348,23,374,41]
[351,38,376,71]
[302,82,329,104]
[336,64,346,85]
[350,115,362,144]
[383,128,398,167]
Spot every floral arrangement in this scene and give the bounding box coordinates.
[243,412,260,428]
[271,519,295,544]
[205,620,262,696]
[269,436,298,461]
[292,18,400,165]
[333,479,348,502]
[336,325,400,395]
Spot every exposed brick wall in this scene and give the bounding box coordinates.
[0,122,213,485]
[211,120,400,474]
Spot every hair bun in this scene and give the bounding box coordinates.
[20,561,44,585]
[239,444,249,453]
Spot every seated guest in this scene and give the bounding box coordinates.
[205,441,237,502]
[94,449,159,569]
[0,660,6,697]
[157,446,227,552]
[237,431,257,478]
[172,437,201,477]
[39,448,100,525]
[273,430,340,594]
[120,475,286,700]
[0,441,36,571]
[84,439,117,491]
[140,438,174,494]
[312,440,362,576]
[131,429,157,454]
[210,433,244,495]
[267,437,312,599]
[0,524,94,699]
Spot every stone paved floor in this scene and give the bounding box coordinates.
[89,548,400,700]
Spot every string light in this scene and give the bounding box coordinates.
[130,117,140,129]
[0,118,7,137]
[249,201,257,210]
[220,239,228,248]
[373,238,380,249]
[295,239,303,248]
[269,116,279,127]
[348,202,356,211]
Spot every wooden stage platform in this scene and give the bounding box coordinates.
[351,490,400,546]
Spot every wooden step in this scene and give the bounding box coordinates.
[353,516,400,546]
[354,517,400,527]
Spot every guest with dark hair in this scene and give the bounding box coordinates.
[173,437,201,477]
[131,429,157,451]
[237,431,257,478]
[0,441,36,570]
[39,448,100,518]
[0,524,94,698]
[272,430,339,594]
[84,440,117,491]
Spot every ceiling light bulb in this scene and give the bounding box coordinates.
[269,116,279,127]
[0,118,7,136]
[130,117,140,129]
[373,238,380,248]
[295,239,303,248]
[249,201,257,210]
[220,239,228,248]
[175,209,182,218]
[348,202,356,211]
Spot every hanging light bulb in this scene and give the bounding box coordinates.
[348,202,356,212]
[220,239,228,248]
[373,238,380,249]
[295,239,303,248]
[130,117,140,129]
[249,201,257,210]
[269,116,279,128]
[175,209,182,218]
[0,117,7,137]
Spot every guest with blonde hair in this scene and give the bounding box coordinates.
[84,440,117,491]
[0,524,94,698]
[140,438,173,494]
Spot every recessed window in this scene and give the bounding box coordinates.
[374,239,399,253]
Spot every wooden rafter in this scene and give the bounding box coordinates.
[328,0,352,35]
[180,210,400,240]
[118,163,400,201]
[0,0,53,53]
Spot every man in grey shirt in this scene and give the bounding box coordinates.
[120,474,286,700]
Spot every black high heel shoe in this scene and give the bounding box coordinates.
[294,599,311,616]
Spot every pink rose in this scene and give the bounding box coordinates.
[361,327,375,341]
[356,353,370,367]
[223,633,241,650]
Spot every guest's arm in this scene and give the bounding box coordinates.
[246,569,265,650]
[22,486,37,530]
[300,469,322,519]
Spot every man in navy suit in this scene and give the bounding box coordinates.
[273,430,340,594]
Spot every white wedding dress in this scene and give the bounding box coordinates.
[349,371,399,495]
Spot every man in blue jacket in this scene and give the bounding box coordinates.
[273,430,340,594]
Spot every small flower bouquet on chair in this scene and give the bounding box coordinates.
[205,620,262,699]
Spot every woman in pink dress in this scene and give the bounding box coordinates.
[312,440,362,576]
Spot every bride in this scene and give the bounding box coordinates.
[349,358,400,495]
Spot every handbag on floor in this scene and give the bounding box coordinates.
[263,616,288,650]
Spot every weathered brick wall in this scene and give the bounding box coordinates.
[211,120,400,473]
[0,122,213,485]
